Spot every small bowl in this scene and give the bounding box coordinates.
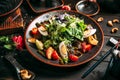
[75,0,100,16]
[0,0,23,17]
[26,0,64,13]
[0,0,23,23]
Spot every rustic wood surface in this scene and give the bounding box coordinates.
[0,0,120,80]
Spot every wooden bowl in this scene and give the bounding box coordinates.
[26,0,64,13]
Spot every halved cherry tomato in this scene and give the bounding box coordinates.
[31,27,38,35]
[81,42,92,52]
[52,50,59,60]
[85,44,92,51]
[69,54,79,62]
[46,47,54,59]
[62,5,71,11]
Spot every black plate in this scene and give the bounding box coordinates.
[24,10,104,67]
[75,0,100,16]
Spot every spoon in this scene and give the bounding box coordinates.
[5,53,35,80]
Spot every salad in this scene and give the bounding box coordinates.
[27,13,99,64]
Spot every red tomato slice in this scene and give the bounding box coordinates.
[69,54,79,62]
[81,42,92,52]
[52,50,59,60]
[31,27,38,35]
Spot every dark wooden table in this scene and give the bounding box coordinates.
[0,0,120,80]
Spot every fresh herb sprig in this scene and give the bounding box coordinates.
[0,35,24,50]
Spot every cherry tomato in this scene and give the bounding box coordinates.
[62,5,71,11]
[52,50,59,60]
[81,42,92,52]
[31,27,38,35]
[46,47,54,59]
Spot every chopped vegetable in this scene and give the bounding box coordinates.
[27,13,99,64]
[28,38,36,43]
[81,42,92,52]
[46,47,54,59]
[87,36,98,45]
[62,5,71,11]
[35,39,44,50]
[52,50,59,60]
[69,54,79,62]
[59,41,68,64]
[31,27,38,35]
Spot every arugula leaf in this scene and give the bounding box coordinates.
[66,26,83,41]
[77,20,87,31]
[0,36,13,50]
[42,13,87,48]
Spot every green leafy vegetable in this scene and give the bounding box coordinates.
[4,44,13,50]
[0,36,13,50]
[0,36,10,43]
[41,13,87,49]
